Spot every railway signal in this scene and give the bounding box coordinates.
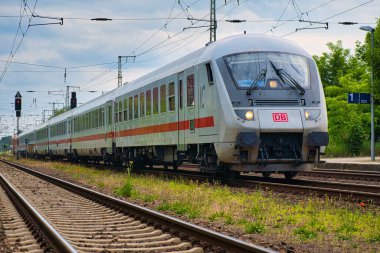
[14,91,22,159]
[15,91,22,117]
[70,92,77,109]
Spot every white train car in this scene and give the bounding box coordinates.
[18,34,328,178]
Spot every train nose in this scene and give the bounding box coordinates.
[257,110,303,131]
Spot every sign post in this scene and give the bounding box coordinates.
[15,91,22,160]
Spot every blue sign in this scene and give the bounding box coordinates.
[359,93,370,104]
[348,93,359,103]
[348,93,370,104]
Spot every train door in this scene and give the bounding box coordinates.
[198,62,218,136]
[185,68,198,141]
[105,100,114,153]
[177,72,186,151]
[68,116,72,154]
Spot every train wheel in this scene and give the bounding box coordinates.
[284,171,298,180]
[262,172,271,178]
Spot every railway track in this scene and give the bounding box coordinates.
[131,166,380,204]
[58,160,380,204]
[0,172,75,252]
[299,169,380,181]
[0,159,274,253]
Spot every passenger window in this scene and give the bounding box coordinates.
[160,84,166,113]
[98,108,101,127]
[128,97,133,120]
[123,98,128,121]
[108,105,112,125]
[101,107,104,126]
[179,80,183,109]
[140,92,145,117]
[206,63,214,85]
[118,101,123,122]
[146,90,152,116]
[187,74,194,107]
[153,87,159,115]
[134,95,138,119]
[114,102,118,123]
[168,82,175,112]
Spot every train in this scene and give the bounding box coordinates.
[16,33,328,179]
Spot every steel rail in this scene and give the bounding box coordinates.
[0,159,275,253]
[228,178,380,204]
[0,173,77,253]
[300,169,380,181]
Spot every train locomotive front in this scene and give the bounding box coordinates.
[211,34,328,178]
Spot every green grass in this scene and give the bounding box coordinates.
[4,157,380,251]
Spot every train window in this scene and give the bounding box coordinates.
[140,92,145,117]
[88,113,90,129]
[114,102,118,123]
[118,101,123,122]
[187,74,194,107]
[101,108,104,127]
[205,63,214,85]
[146,90,152,117]
[108,105,112,125]
[153,87,159,115]
[97,108,101,127]
[128,97,133,120]
[92,109,99,128]
[123,98,128,121]
[134,95,138,119]
[168,82,175,112]
[179,80,183,109]
[160,84,166,113]
[91,112,93,129]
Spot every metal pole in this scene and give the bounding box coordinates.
[371,30,375,161]
[210,0,216,42]
[16,117,19,160]
[118,56,122,87]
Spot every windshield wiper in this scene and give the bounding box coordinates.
[269,61,305,95]
[246,69,266,95]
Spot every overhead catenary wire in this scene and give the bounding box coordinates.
[265,0,337,34]
[281,0,375,38]
[0,0,38,84]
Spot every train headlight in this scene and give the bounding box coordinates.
[235,109,254,121]
[269,80,278,88]
[245,111,254,120]
[304,109,321,120]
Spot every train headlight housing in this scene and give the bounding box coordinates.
[304,109,321,120]
[235,109,255,121]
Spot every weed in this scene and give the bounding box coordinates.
[294,226,317,240]
[245,221,266,234]
[114,161,133,197]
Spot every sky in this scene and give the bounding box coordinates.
[0,0,379,137]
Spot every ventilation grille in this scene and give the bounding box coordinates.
[254,100,300,106]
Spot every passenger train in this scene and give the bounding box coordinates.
[17,34,329,179]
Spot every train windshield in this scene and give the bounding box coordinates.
[224,52,310,91]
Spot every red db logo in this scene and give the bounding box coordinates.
[272,113,288,122]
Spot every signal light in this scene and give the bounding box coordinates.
[15,98,21,111]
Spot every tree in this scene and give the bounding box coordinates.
[313,41,350,87]
[363,19,380,96]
